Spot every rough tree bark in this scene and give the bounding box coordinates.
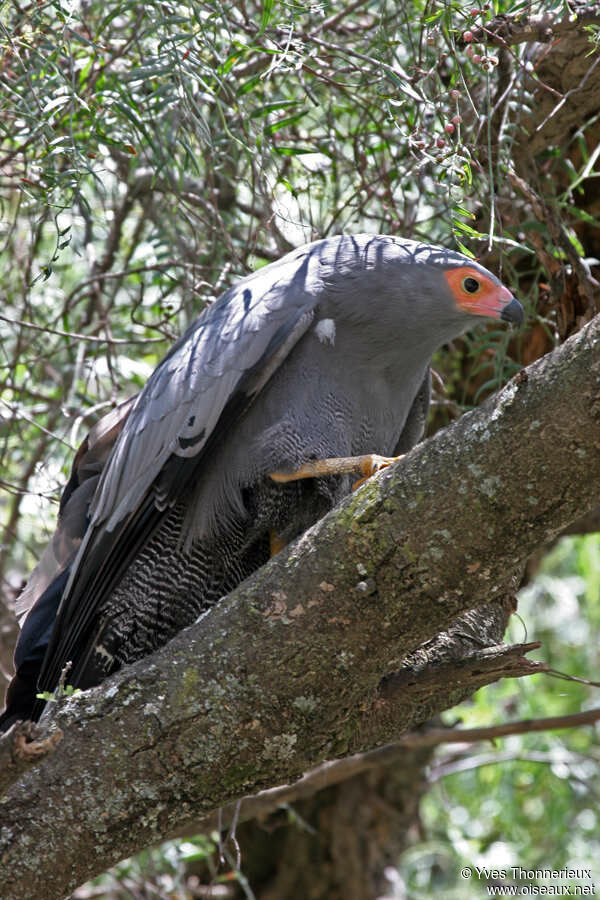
[0,312,599,899]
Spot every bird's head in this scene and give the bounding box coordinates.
[343,239,524,356]
[320,237,523,335]
[292,236,523,366]
[443,263,523,325]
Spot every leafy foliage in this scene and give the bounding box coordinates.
[399,535,600,898]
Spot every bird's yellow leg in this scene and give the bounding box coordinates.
[269,454,404,491]
[270,529,287,557]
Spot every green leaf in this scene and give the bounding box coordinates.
[273,145,319,156]
[454,239,475,258]
[278,177,298,197]
[454,206,476,220]
[384,69,423,103]
[263,110,308,135]
[452,218,484,238]
[218,53,240,75]
[238,73,262,95]
[250,100,301,118]
[568,207,600,228]
[260,0,275,34]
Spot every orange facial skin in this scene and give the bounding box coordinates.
[444,266,515,319]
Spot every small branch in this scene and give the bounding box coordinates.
[508,171,600,321]
[0,312,166,345]
[400,707,600,749]
[429,747,591,782]
[311,0,373,35]
[533,53,600,137]
[378,642,544,699]
[305,34,423,103]
[352,629,545,750]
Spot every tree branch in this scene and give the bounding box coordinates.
[193,705,600,835]
[1,315,599,898]
[470,5,600,46]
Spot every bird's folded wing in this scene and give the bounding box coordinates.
[37,252,322,693]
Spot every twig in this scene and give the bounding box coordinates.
[305,34,424,103]
[0,398,74,449]
[311,0,373,35]
[0,313,166,345]
[534,53,600,135]
[397,707,600,749]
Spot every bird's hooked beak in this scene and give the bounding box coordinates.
[444,267,524,325]
[498,289,524,325]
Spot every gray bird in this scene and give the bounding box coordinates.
[0,234,523,728]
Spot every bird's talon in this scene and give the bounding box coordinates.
[352,454,403,491]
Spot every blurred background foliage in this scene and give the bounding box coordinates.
[0,0,599,896]
[405,535,600,899]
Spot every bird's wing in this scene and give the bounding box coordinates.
[1,397,136,729]
[37,246,321,693]
[15,396,137,630]
[393,368,432,455]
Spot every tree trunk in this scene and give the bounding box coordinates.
[237,746,432,900]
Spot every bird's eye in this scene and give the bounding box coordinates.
[462,276,480,294]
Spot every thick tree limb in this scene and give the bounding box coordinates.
[466,8,600,164]
[511,17,600,156]
[470,5,600,46]
[195,704,600,835]
[1,316,599,898]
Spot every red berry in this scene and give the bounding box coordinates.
[466,45,474,57]
[463,30,474,42]
[445,123,455,134]
[472,54,481,63]
[436,137,446,148]
[451,114,463,124]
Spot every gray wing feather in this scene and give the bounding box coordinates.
[393,367,431,455]
[36,245,324,693]
[15,397,136,628]
[89,246,322,533]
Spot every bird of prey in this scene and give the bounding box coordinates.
[0,234,523,729]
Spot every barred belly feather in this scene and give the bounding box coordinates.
[82,476,341,686]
